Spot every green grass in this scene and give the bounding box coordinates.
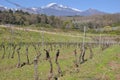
[0,26,84,43]
[0,44,120,80]
[58,45,120,80]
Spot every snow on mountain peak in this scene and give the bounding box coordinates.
[0,5,8,9]
[43,3,68,9]
[42,3,82,12]
[59,4,68,8]
[31,7,37,11]
[71,8,82,12]
[46,3,57,7]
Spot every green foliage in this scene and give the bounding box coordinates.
[0,27,83,43]
[63,20,73,29]
[62,14,120,30]
[0,10,63,28]
[103,26,112,32]
[112,23,120,27]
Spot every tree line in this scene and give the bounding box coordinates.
[0,9,120,30]
[0,10,63,28]
[59,14,120,29]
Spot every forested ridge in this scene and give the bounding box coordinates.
[0,10,63,28]
[0,9,120,30]
[60,13,120,29]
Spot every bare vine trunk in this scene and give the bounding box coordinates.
[55,49,62,76]
[44,49,53,80]
[1,45,5,59]
[16,47,21,68]
[26,46,30,64]
[11,45,17,58]
[88,44,93,59]
[34,57,39,80]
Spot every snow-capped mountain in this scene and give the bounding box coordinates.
[42,3,82,12]
[37,3,83,16]
[0,5,8,11]
[24,3,106,16]
[0,3,107,16]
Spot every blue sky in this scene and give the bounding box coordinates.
[0,0,120,13]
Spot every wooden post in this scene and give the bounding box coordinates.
[11,44,16,58]
[88,44,93,59]
[1,45,5,59]
[34,57,39,80]
[74,49,78,65]
[26,45,30,64]
[99,33,101,49]
[8,44,11,59]
[16,47,21,68]
[79,45,82,63]
[80,26,86,63]
[74,49,79,72]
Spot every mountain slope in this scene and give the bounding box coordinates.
[81,8,107,16]
[29,3,83,16]
[0,5,8,11]
[35,3,106,16]
[0,3,107,16]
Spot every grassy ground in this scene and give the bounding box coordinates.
[0,44,120,80]
[0,26,120,80]
[0,26,84,43]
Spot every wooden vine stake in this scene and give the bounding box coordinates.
[1,45,6,59]
[11,44,17,58]
[88,44,93,59]
[99,33,102,49]
[79,26,86,64]
[34,57,39,80]
[16,46,21,68]
[8,44,11,59]
[74,49,79,72]
[26,45,30,64]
